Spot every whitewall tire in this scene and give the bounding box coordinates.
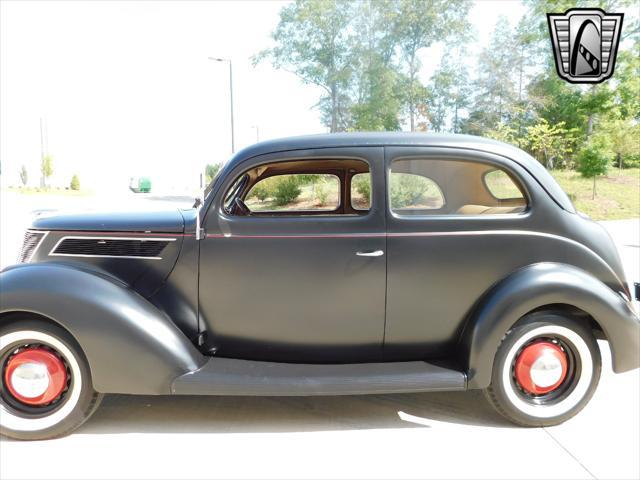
[0,318,103,440]
[484,312,601,427]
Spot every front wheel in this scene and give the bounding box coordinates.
[0,318,103,440]
[484,312,601,427]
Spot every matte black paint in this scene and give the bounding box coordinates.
[31,209,185,233]
[0,263,204,394]
[1,133,638,396]
[462,263,640,389]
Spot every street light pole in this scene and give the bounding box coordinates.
[208,57,235,154]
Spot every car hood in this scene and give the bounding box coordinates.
[30,208,185,233]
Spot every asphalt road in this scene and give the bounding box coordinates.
[0,191,638,480]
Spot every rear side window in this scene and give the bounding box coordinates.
[484,170,525,200]
[390,158,528,216]
[246,174,339,212]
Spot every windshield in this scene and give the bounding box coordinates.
[203,166,224,201]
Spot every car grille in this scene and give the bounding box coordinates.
[17,230,47,263]
[51,237,170,259]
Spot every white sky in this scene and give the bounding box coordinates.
[0,0,526,192]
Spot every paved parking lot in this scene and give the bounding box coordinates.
[0,191,638,479]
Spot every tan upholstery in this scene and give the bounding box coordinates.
[456,204,525,215]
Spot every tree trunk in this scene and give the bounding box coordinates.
[409,52,416,132]
[618,152,622,172]
[330,83,338,133]
[592,176,596,199]
[587,115,593,136]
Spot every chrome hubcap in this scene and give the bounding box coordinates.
[9,362,50,398]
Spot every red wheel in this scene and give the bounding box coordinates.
[513,341,568,395]
[1,319,103,440]
[4,347,69,406]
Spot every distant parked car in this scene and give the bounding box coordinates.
[1,133,638,440]
[129,176,152,193]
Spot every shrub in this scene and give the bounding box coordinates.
[249,182,270,202]
[273,176,301,206]
[352,174,371,200]
[70,174,81,191]
[313,179,329,206]
[390,174,428,208]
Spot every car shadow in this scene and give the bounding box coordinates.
[77,389,514,435]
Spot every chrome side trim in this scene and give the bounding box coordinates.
[48,236,176,260]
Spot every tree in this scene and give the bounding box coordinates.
[577,144,609,199]
[19,165,28,186]
[256,0,355,132]
[70,174,80,191]
[472,16,519,133]
[526,119,576,169]
[348,0,402,131]
[391,0,471,131]
[486,122,518,145]
[426,49,471,132]
[41,154,53,187]
[205,163,221,184]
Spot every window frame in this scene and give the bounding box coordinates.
[387,155,532,220]
[217,156,375,220]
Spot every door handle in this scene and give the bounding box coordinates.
[356,250,384,257]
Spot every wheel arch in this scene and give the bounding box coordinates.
[460,262,640,389]
[0,263,206,394]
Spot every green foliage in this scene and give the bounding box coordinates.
[19,165,28,186]
[486,122,518,145]
[41,154,53,185]
[390,173,431,208]
[248,182,270,202]
[273,176,302,206]
[255,0,355,132]
[525,119,576,169]
[70,174,80,191]
[257,0,640,181]
[352,174,371,200]
[205,163,221,184]
[313,178,330,206]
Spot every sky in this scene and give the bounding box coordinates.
[0,0,527,193]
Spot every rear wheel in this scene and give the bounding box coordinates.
[0,318,103,440]
[484,312,601,427]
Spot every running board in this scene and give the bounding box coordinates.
[171,357,466,396]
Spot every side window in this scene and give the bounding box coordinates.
[351,173,371,211]
[389,172,444,211]
[389,158,528,216]
[246,174,339,212]
[484,169,525,200]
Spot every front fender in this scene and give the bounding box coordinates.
[461,263,640,390]
[0,263,205,394]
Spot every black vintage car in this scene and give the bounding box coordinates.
[1,133,638,440]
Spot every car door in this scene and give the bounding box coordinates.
[199,147,386,363]
[383,146,537,360]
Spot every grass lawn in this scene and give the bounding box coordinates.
[550,168,639,220]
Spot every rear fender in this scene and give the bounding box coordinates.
[461,263,640,389]
[0,263,205,394]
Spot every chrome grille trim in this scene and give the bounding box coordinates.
[17,230,49,263]
[48,236,175,260]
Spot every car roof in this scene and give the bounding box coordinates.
[219,132,575,213]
